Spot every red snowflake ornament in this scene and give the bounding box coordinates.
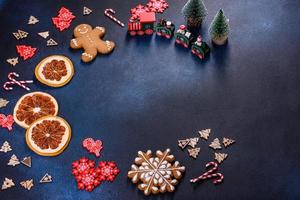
[146,0,169,13]
[0,114,14,131]
[130,4,147,21]
[82,138,103,157]
[98,161,120,182]
[58,7,75,21]
[72,158,101,192]
[16,45,37,60]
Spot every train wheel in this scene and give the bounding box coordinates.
[157,31,162,36]
[130,31,136,36]
[137,31,145,35]
[176,39,181,44]
[145,29,153,35]
[192,49,196,55]
[183,43,188,48]
[165,34,171,39]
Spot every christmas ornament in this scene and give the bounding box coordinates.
[72,157,101,192]
[98,161,119,181]
[3,72,33,91]
[178,137,199,149]
[6,57,18,66]
[40,173,52,183]
[209,9,229,45]
[83,6,92,15]
[209,138,222,150]
[182,0,208,28]
[21,156,31,167]
[38,31,49,39]
[1,178,15,190]
[190,162,224,184]
[82,138,103,157]
[16,45,37,60]
[223,137,235,147]
[46,38,58,46]
[20,179,34,190]
[130,4,147,21]
[0,98,9,108]
[0,141,12,153]
[28,16,39,24]
[13,30,28,40]
[214,152,228,164]
[0,114,14,131]
[7,154,20,166]
[146,0,169,13]
[128,149,185,195]
[198,128,211,140]
[104,8,124,27]
[188,147,200,159]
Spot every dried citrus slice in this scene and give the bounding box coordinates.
[13,92,58,129]
[26,116,71,156]
[35,55,74,87]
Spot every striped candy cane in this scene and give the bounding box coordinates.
[3,72,33,91]
[190,162,224,184]
[104,8,124,27]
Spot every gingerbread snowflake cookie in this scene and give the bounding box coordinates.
[128,149,185,196]
[70,24,115,62]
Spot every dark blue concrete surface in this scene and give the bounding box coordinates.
[0,0,300,199]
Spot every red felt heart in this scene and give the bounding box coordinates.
[82,138,103,157]
[0,114,14,131]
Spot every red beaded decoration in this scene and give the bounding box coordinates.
[98,161,120,182]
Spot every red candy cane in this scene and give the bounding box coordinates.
[190,162,224,184]
[3,72,33,91]
[104,9,124,27]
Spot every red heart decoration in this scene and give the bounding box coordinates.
[82,138,103,157]
[0,114,14,131]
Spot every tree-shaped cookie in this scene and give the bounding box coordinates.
[128,149,185,196]
[70,24,115,62]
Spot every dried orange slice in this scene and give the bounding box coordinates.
[13,92,59,129]
[35,55,74,87]
[26,116,71,156]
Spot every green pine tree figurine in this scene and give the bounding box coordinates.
[209,9,230,45]
[182,0,208,28]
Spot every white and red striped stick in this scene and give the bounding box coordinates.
[190,162,224,184]
[104,8,124,27]
[3,72,33,91]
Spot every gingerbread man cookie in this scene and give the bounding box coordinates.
[70,24,115,62]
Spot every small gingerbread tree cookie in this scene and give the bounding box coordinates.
[70,24,115,62]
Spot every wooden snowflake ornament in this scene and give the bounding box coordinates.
[199,129,211,140]
[209,138,222,150]
[223,137,235,147]
[128,149,185,196]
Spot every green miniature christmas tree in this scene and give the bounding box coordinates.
[209,9,229,45]
[182,0,208,28]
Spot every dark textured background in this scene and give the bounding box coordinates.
[0,0,300,199]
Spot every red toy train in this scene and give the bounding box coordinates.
[128,12,156,36]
